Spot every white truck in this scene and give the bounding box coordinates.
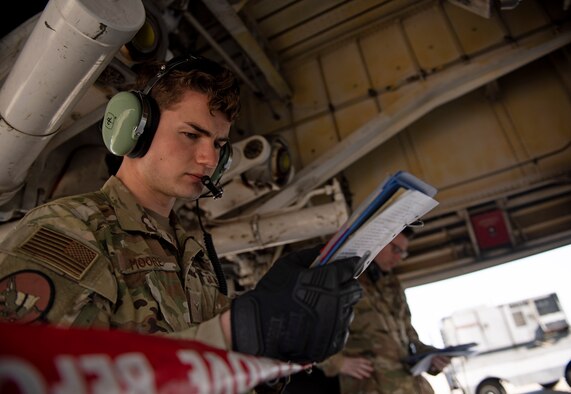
[440,293,571,394]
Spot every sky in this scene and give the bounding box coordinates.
[405,243,571,348]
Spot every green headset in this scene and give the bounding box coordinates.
[101,55,233,186]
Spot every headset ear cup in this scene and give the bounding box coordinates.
[128,95,160,158]
[211,143,233,184]
[102,91,144,156]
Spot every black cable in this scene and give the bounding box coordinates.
[196,199,228,296]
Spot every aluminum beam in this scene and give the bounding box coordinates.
[200,0,292,99]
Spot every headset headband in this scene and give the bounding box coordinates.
[142,55,201,95]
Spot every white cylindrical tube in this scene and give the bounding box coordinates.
[211,200,350,256]
[0,0,145,135]
[0,0,145,203]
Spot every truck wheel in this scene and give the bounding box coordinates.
[565,360,571,386]
[540,381,558,389]
[476,378,507,394]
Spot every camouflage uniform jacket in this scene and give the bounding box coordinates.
[0,176,230,348]
[319,271,435,394]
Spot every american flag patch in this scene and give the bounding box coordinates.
[18,227,98,281]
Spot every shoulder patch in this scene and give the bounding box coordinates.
[0,270,54,323]
[17,227,99,281]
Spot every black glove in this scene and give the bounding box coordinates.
[231,247,363,363]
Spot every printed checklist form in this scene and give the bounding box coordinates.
[312,171,439,276]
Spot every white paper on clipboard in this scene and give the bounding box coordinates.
[311,171,440,273]
[323,189,439,276]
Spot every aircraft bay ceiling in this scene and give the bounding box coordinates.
[0,0,570,288]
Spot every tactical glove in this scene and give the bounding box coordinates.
[231,247,363,363]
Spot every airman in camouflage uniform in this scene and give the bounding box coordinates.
[0,176,229,346]
[0,52,243,352]
[319,230,449,394]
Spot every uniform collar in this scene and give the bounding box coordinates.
[100,176,179,247]
[365,262,386,283]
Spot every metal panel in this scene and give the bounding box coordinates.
[343,136,411,208]
[410,91,523,197]
[287,59,329,121]
[271,0,421,59]
[256,0,346,38]
[294,115,338,167]
[243,0,299,21]
[239,92,291,135]
[360,22,418,91]
[500,59,571,170]
[511,195,571,229]
[255,26,571,214]
[402,4,461,71]
[321,42,371,106]
[334,99,379,140]
[496,0,549,37]
[443,1,505,55]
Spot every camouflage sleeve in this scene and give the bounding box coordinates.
[166,312,230,350]
[408,325,435,354]
[0,202,116,327]
[317,353,345,376]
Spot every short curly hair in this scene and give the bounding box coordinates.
[134,55,241,122]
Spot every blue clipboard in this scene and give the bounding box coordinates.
[315,171,437,266]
